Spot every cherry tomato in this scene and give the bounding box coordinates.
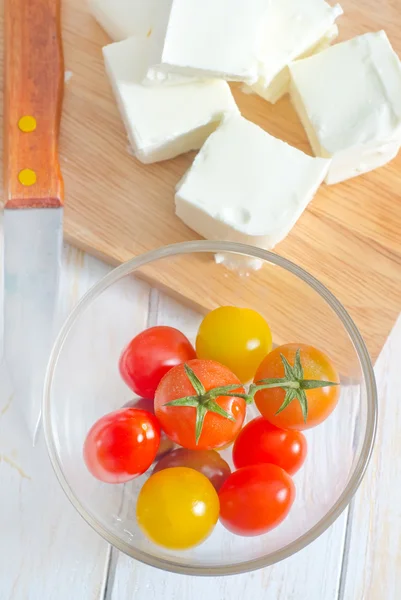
[233,416,307,475]
[196,306,272,383]
[124,398,175,458]
[154,359,246,450]
[153,448,231,491]
[254,344,340,431]
[219,464,295,536]
[83,408,160,483]
[137,467,219,549]
[119,326,196,399]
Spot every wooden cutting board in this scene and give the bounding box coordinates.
[1,0,401,372]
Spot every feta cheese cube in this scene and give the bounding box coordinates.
[175,116,330,251]
[311,25,340,55]
[289,31,401,184]
[103,37,239,164]
[247,0,343,104]
[146,0,271,85]
[88,0,171,42]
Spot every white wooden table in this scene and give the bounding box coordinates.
[1,245,400,600]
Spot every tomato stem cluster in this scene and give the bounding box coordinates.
[164,351,338,444]
[224,350,338,421]
[164,364,237,444]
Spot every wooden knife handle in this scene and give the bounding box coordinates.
[4,0,64,209]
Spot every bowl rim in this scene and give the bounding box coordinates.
[43,240,378,576]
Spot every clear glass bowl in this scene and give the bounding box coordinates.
[43,241,377,576]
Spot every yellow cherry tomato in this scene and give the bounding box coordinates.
[196,306,272,383]
[136,467,219,549]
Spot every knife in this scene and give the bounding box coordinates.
[3,0,64,441]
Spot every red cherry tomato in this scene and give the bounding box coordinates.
[219,463,295,536]
[83,408,161,483]
[233,417,307,475]
[119,326,196,399]
[124,398,175,459]
[154,359,246,450]
[153,448,231,491]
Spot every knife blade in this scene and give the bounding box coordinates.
[3,0,64,441]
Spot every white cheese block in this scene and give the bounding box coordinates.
[175,116,330,253]
[103,37,239,164]
[246,0,343,104]
[88,0,171,41]
[249,25,340,104]
[289,31,401,184]
[145,0,271,85]
[312,25,340,54]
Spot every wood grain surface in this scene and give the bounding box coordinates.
[1,0,401,368]
[3,0,64,209]
[0,248,114,600]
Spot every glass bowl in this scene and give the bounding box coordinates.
[43,241,377,576]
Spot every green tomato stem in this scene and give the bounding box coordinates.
[164,351,339,443]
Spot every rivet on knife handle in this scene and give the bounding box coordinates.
[4,0,64,209]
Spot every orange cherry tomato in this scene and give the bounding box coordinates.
[254,344,340,431]
[154,359,246,450]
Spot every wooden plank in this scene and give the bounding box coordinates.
[339,315,401,600]
[110,516,347,600]
[1,0,400,369]
[0,249,112,600]
[0,428,108,600]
